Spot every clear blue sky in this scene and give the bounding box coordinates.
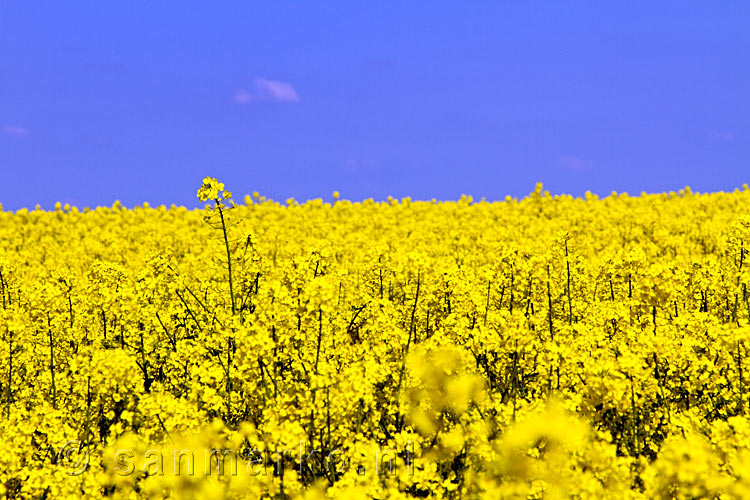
[1,2,748,209]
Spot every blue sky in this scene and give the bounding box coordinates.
[1,2,748,209]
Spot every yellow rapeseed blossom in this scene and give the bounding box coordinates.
[4,181,750,498]
[197,176,226,202]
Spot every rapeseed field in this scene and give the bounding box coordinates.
[2,178,750,499]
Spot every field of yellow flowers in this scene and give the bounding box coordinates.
[2,179,750,499]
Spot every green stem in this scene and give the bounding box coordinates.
[48,314,57,410]
[217,201,236,315]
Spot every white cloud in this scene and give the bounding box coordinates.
[557,155,594,171]
[255,78,300,102]
[710,130,737,142]
[234,78,300,104]
[234,90,253,105]
[1,125,29,138]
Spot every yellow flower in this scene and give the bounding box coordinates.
[196,176,225,201]
[8,176,750,499]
